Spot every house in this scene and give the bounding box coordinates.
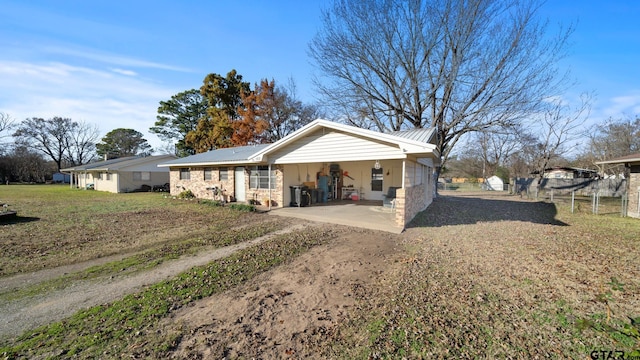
[541,167,597,179]
[158,119,440,228]
[61,155,177,193]
[596,153,640,218]
[485,175,504,191]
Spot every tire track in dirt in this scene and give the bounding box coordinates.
[0,223,312,341]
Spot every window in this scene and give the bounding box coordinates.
[250,166,276,189]
[105,173,112,181]
[179,168,190,180]
[371,168,383,191]
[133,172,150,181]
[219,167,228,181]
[204,168,213,180]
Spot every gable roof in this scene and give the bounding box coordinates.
[158,119,439,168]
[250,119,438,162]
[596,153,640,165]
[62,155,176,172]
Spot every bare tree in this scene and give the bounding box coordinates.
[585,116,640,176]
[309,0,572,173]
[65,121,99,166]
[13,117,98,171]
[0,112,15,147]
[527,94,591,181]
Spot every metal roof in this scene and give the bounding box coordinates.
[388,127,436,143]
[61,155,176,172]
[595,153,640,165]
[159,144,270,167]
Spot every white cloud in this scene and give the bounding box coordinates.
[111,68,137,77]
[0,60,178,150]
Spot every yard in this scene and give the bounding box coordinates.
[1,186,638,358]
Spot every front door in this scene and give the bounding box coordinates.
[370,167,383,200]
[234,167,246,202]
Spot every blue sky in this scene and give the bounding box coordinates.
[1,1,638,151]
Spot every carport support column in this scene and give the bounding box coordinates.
[268,163,272,211]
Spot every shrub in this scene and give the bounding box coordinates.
[177,189,195,199]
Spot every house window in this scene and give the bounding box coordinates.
[250,166,276,189]
[219,167,228,181]
[179,168,190,180]
[204,168,213,180]
[105,173,112,181]
[371,168,383,191]
[133,172,150,181]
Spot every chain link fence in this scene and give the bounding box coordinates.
[514,178,628,216]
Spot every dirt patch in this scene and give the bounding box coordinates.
[0,222,310,340]
[165,228,402,359]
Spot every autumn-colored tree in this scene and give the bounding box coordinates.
[236,78,322,145]
[234,79,274,145]
[185,70,250,152]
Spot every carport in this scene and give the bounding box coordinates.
[268,200,402,233]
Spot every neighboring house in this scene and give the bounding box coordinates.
[542,167,597,179]
[596,153,640,219]
[61,155,177,193]
[485,175,504,191]
[158,119,440,228]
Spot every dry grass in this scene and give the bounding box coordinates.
[0,185,269,276]
[320,192,640,358]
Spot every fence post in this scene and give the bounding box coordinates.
[621,193,628,217]
[571,191,575,213]
[550,189,554,202]
[592,193,596,214]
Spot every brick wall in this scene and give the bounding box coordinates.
[628,170,639,218]
[244,165,284,207]
[170,167,235,201]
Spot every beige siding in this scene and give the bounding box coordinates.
[268,130,403,164]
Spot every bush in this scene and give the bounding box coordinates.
[177,189,195,199]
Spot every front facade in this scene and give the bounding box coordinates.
[62,155,176,193]
[159,119,440,228]
[597,154,640,218]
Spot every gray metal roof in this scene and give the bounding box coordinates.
[61,156,138,171]
[160,144,270,166]
[62,155,176,171]
[389,127,436,143]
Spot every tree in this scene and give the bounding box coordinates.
[13,117,88,171]
[96,128,152,159]
[525,95,591,181]
[309,0,572,172]
[65,121,99,166]
[234,78,322,145]
[150,89,208,157]
[185,70,250,152]
[586,116,640,175]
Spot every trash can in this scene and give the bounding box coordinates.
[290,185,310,207]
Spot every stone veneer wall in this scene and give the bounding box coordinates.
[394,165,434,227]
[169,167,235,201]
[628,168,639,218]
[243,165,285,207]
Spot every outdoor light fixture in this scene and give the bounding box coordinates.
[374,160,381,169]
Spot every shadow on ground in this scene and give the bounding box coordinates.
[0,216,40,225]
[408,193,568,228]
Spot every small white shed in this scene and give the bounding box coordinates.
[485,175,504,191]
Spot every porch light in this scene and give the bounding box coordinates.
[374,160,381,170]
